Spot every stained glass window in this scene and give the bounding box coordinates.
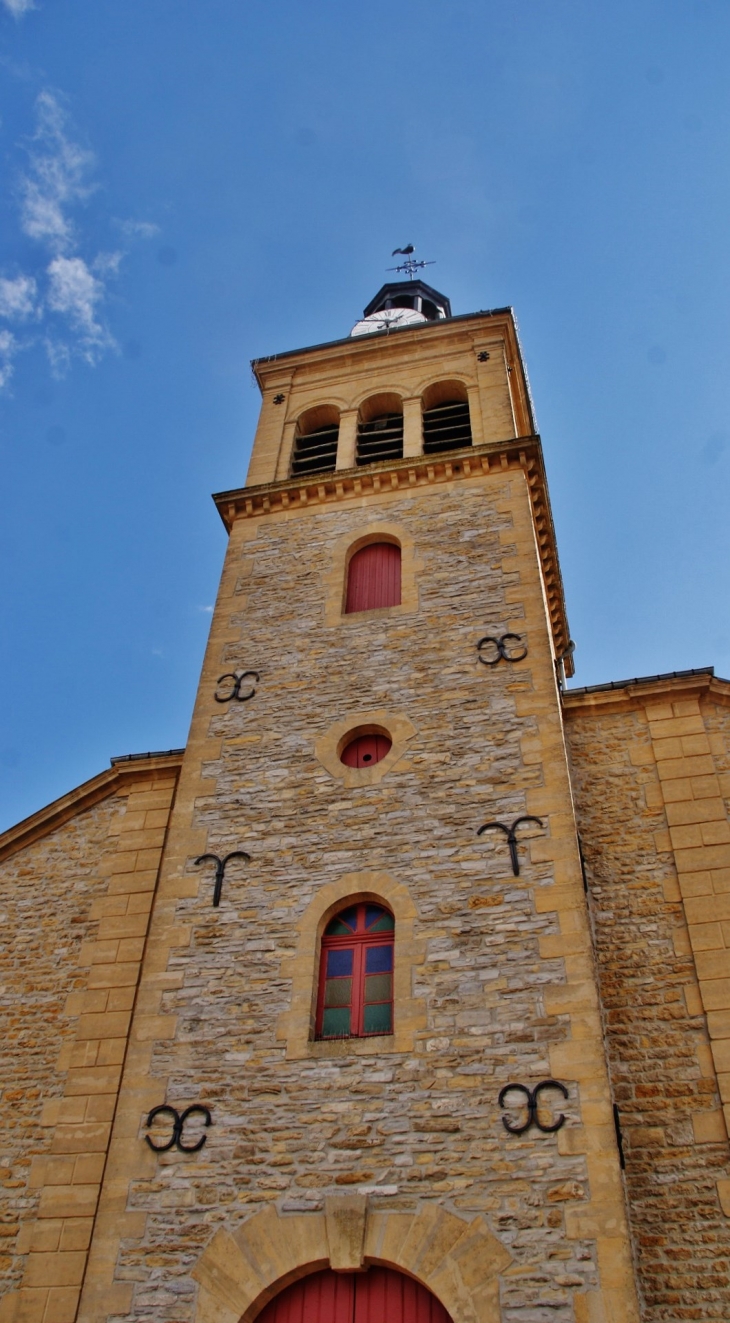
[317,903,394,1040]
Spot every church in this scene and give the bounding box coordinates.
[2,271,730,1323]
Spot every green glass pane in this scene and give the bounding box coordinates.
[322,1008,351,1037]
[364,973,392,1003]
[369,914,394,933]
[365,905,394,932]
[363,1002,392,1034]
[325,907,358,936]
[324,978,352,1008]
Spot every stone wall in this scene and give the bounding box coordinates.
[565,695,730,1322]
[0,756,181,1323]
[78,469,637,1323]
[0,796,118,1305]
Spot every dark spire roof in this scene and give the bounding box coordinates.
[363,280,451,322]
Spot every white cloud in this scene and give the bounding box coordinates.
[21,91,94,252]
[2,0,35,16]
[0,274,37,320]
[92,250,123,277]
[44,337,71,379]
[116,218,160,240]
[47,256,101,331]
[0,89,134,393]
[0,330,19,390]
[46,255,114,359]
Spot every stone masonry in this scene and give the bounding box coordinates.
[73,443,637,1323]
[0,755,181,1323]
[3,300,727,1323]
[565,678,730,1321]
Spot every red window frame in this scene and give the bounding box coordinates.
[316,903,394,1040]
[345,542,401,614]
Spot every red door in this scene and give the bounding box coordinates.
[256,1267,452,1323]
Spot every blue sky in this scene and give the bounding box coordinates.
[1,0,729,830]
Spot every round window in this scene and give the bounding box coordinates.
[340,733,392,768]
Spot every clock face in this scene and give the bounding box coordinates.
[350,307,427,337]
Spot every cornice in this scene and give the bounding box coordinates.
[213,434,574,674]
[251,307,516,389]
[0,750,184,864]
[561,667,730,717]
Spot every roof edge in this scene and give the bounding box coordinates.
[250,306,514,389]
[0,749,185,864]
[561,666,730,714]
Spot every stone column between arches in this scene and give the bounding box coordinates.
[191,1197,512,1323]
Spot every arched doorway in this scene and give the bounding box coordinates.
[256,1266,452,1323]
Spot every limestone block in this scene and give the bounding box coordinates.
[191,1229,262,1316]
[692,1110,728,1144]
[43,1286,79,1323]
[324,1195,367,1269]
[233,1206,327,1287]
[50,1122,113,1155]
[195,1283,240,1323]
[0,1294,22,1323]
[21,1222,60,1254]
[397,1204,468,1280]
[58,1220,93,1253]
[22,1252,86,1289]
[447,1215,512,1288]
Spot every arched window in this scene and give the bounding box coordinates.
[291,405,340,477]
[421,380,472,454]
[356,393,404,466]
[316,902,394,1040]
[345,542,401,613]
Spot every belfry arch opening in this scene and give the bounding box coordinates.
[421,380,472,454]
[291,405,340,477]
[255,1266,452,1323]
[356,392,404,465]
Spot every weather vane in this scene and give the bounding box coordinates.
[387,245,435,281]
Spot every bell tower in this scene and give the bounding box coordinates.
[74,278,643,1323]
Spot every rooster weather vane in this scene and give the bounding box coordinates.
[388,244,435,280]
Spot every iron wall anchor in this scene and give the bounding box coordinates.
[194,850,250,907]
[214,670,260,703]
[476,633,527,666]
[145,1104,212,1153]
[498,1081,568,1135]
[477,815,544,876]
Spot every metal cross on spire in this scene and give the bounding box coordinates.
[387,245,436,280]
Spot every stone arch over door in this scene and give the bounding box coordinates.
[191,1197,511,1323]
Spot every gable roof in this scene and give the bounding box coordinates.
[0,748,185,863]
